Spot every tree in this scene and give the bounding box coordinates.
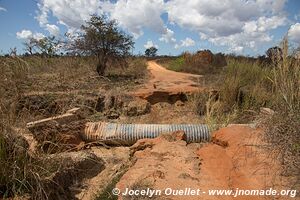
[72,15,134,76]
[23,37,37,55]
[36,36,59,56]
[9,47,17,57]
[145,47,158,57]
[23,36,59,57]
[266,46,282,60]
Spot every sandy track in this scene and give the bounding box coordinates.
[134,61,203,98]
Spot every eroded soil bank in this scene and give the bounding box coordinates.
[116,125,293,200]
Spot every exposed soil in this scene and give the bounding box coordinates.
[116,125,292,200]
[74,147,131,200]
[133,61,203,104]
[19,61,296,200]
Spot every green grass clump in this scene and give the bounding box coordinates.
[167,56,185,72]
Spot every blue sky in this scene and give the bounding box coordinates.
[0,0,299,56]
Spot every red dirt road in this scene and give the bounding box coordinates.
[134,61,203,98]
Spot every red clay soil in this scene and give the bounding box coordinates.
[197,125,290,200]
[132,61,203,100]
[116,125,292,200]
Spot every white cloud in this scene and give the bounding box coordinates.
[144,40,158,49]
[230,46,244,54]
[36,0,101,37]
[16,29,45,40]
[16,30,33,39]
[256,16,287,32]
[256,0,288,13]
[288,23,300,44]
[36,0,104,29]
[35,0,289,53]
[0,6,7,12]
[175,37,195,49]
[33,32,46,40]
[166,0,288,53]
[159,28,176,43]
[106,0,166,38]
[36,0,166,39]
[45,24,60,36]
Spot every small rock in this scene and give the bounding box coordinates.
[175,100,185,107]
[260,107,275,116]
[153,102,170,109]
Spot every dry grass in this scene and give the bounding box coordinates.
[158,51,226,75]
[196,38,299,188]
[0,55,147,198]
[192,57,271,130]
[0,56,46,199]
[264,38,300,188]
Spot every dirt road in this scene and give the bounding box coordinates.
[133,61,203,100]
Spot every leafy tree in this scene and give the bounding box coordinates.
[23,38,37,55]
[23,36,59,57]
[145,47,158,57]
[36,36,59,56]
[266,46,282,60]
[72,15,134,76]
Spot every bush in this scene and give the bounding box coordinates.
[168,56,185,72]
[265,110,300,177]
[162,50,227,75]
[106,57,147,79]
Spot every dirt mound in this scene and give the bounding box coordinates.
[183,50,227,72]
[115,125,290,200]
[194,50,213,65]
[116,131,202,200]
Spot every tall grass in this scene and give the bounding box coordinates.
[199,38,299,187]
[201,57,271,129]
[0,55,147,198]
[270,39,300,112]
[0,57,45,198]
[265,38,300,183]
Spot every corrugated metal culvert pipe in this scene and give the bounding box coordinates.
[83,122,210,145]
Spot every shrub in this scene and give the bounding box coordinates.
[168,56,185,72]
[106,57,147,79]
[163,50,227,75]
